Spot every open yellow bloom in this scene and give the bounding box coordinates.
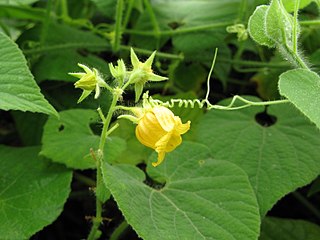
[135,106,190,167]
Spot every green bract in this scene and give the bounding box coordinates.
[129,48,167,102]
[69,63,110,103]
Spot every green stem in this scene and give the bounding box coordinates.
[40,0,52,46]
[87,94,119,240]
[293,192,320,220]
[143,0,160,38]
[73,172,96,187]
[220,58,290,68]
[300,20,320,25]
[113,0,124,52]
[60,0,69,19]
[282,44,309,70]
[124,21,233,36]
[120,45,183,60]
[109,221,129,240]
[122,0,134,29]
[292,0,300,53]
[23,43,108,55]
[237,0,248,22]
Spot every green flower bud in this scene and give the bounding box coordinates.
[109,59,127,86]
[128,48,168,102]
[69,63,111,103]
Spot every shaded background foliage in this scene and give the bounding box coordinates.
[1,0,320,239]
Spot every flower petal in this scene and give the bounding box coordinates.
[153,106,175,132]
[164,133,182,152]
[135,111,166,148]
[152,151,166,167]
[174,117,191,135]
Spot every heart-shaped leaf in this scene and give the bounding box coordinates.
[279,69,320,130]
[103,142,260,240]
[196,98,320,216]
[41,109,126,169]
[0,32,57,116]
[0,146,72,239]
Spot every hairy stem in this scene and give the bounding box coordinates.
[113,0,124,52]
[87,94,119,240]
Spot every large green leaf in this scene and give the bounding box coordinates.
[130,0,239,51]
[33,50,109,83]
[103,142,260,240]
[11,111,47,146]
[196,98,320,216]
[259,217,320,240]
[0,146,72,239]
[279,69,320,129]
[41,109,126,169]
[0,32,58,116]
[20,22,109,55]
[111,119,152,165]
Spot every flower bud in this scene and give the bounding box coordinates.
[69,64,110,103]
[129,48,167,102]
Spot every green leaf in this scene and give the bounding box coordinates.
[0,5,46,21]
[248,5,275,48]
[103,142,260,240]
[196,98,320,216]
[0,32,58,116]
[282,0,314,12]
[279,69,320,129]
[169,62,207,92]
[111,119,151,165]
[0,145,72,239]
[259,217,320,240]
[20,22,109,55]
[89,0,116,19]
[251,55,289,100]
[0,0,38,5]
[33,50,110,83]
[41,109,126,169]
[308,176,320,197]
[11,111,47,146]
[265,0,294,46]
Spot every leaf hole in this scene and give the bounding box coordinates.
[255,111,277,127]
[58,124,65,132]
[168,21,184,29]
[144,172,166,191]
[90,122,101,135]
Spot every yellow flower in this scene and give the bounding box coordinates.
[135,106,190,167]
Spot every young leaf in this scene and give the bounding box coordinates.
[279,69,320,129]
[0,146,72,239]
[248,5,275,48]
[260,217,320,240]
[265,0,294,47]
[196,98,320,216]
[0,32,58,116]
[103,142,260,240]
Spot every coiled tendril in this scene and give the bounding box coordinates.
[147,48,289,110]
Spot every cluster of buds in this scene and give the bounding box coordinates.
[69,49,190,167]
